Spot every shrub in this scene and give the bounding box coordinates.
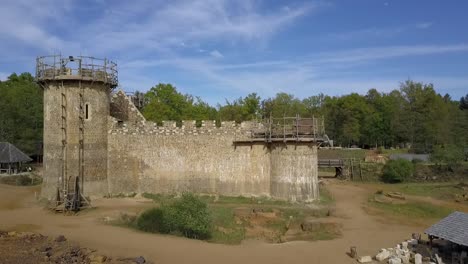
[382,159,414,183]
[15,175,31,186]
[136,193,212,240]
[136,208,168,233]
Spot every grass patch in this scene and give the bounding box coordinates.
[374,182,467,201]
[209,206,245,244]
[0,174,42,186]
[319,185,334,205]
[129,192,335,244]
[309,227,341,241]
[369,197,454,219]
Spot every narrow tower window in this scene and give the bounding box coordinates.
[85,104,90,120]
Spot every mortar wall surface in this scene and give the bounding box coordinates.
[41,81,109,199]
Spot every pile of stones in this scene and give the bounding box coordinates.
[355,234,449,264]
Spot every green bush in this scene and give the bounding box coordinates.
[136,193,212,240]
[382,159,414,183]
[136,208,168,233]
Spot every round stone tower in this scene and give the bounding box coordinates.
[36,55,117,200]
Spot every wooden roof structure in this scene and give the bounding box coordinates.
[425,211,468,247]
[0,142,32,164]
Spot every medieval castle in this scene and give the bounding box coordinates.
[36,55,325,204]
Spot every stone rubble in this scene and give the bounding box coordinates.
[353,235,462,264]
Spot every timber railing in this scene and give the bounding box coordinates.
[234,115,327,143]
[36,55,118,88]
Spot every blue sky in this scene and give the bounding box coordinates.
[0,0,467,104]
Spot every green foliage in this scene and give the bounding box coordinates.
[2,72,467,156]
[382,159,414,183]
[136,193,212,240]
[136,208,167,233]
[209,206,245,244]
[218,93,261,122]
[431,145,465,169]
[460,94,468,110]
[142,83,217,124]
[369,198,453,219]
[0,73,42,155]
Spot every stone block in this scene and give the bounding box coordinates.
[376,249,391,261]
[357,256,372,263]
[415,253,422,264]
[401,254,410,264]
[402,241,408,250]
[388,257,402,264]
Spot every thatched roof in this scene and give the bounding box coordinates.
[0,142,32,163]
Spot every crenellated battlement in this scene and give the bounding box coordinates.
[108,117,258,137]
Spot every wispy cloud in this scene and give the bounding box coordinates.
[326,22,434,40]
[313,44,468,64]
[120,43,468,101]
[0,72,9,81]
[416,22,433,29]
[210,50,224,59]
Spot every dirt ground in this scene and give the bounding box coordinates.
[0,181,425,264]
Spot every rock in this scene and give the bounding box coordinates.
[407,239,417,246]
[7,231,17,236]
[401,254,410,264]
[357,256,372,263]
[376,249,391,261]
[415,253,422,264]
[90,255,107,263]
[133,256,146,264]
[388,257,402,264]
[412,233,421,241]
[54,235,67,242]
[385,192,405,200]
[401,242,408,251]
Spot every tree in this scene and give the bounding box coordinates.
[0,73,42,155]
[142,83,216,124]
[218,93,261,122]
[460,94,468,110]
[431,144,464,170]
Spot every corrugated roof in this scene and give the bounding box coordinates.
[0,142,32,163]
[425,211,468,247]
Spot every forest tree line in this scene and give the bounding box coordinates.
[1,72,467,155]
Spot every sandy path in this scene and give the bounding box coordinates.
[0,182,421,264]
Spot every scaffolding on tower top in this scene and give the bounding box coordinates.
[35,55,118,88]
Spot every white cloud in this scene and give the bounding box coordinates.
[0,72,9,81]
[74,0,315,56]
[313,44,468,64]
[120,43,468,102]
[326,22,434,40]
[210,50,224,58]
[416,22,433,29]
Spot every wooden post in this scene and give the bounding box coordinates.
[359,160,363,180]
[350,246,357,258]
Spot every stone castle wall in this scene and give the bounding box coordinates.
[105,91,319,202]
[42,89,319,202]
